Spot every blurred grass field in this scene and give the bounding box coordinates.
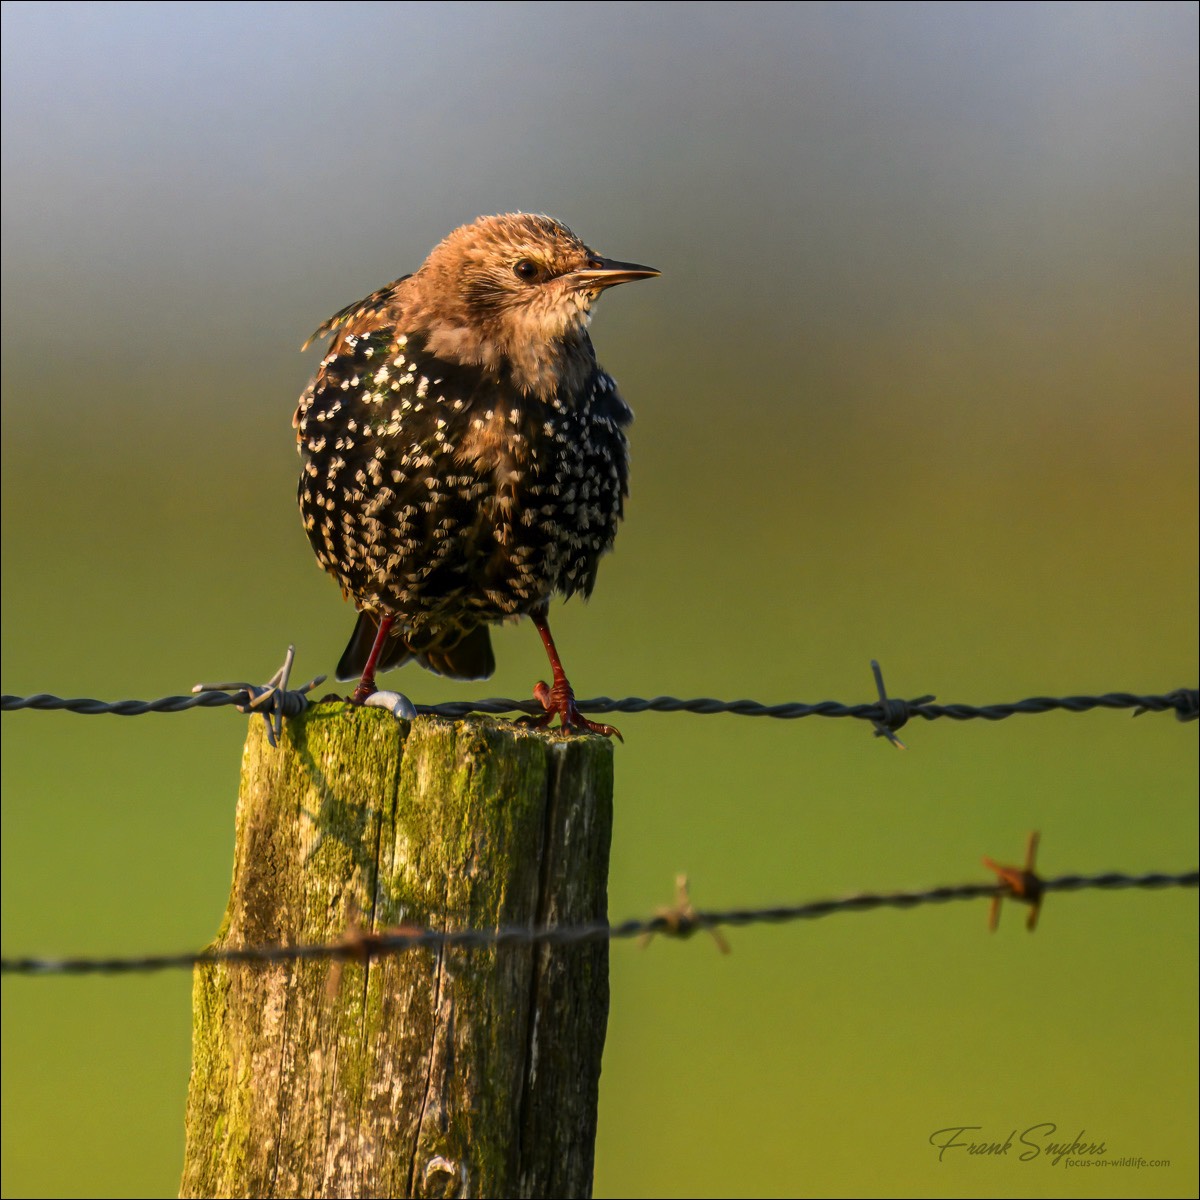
[2,4,1196,1197]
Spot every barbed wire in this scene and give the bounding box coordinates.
[4,646,1196,750]
[10,688,1194,719]
[5,689,1196,721]
[2,868,1195,977]
[418,688,1200,722]
[4,653,1194,976]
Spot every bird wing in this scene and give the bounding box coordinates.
[300,275,412,351]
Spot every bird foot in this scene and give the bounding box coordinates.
[530,679,623,741]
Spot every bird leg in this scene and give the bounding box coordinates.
[528,611,622,740]
[350,613,395,704]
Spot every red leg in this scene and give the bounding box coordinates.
[351,613,395,704]
[528,611,622,740]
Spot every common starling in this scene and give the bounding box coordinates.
[295,213,658,736]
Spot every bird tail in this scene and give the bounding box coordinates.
[335,613,495,682]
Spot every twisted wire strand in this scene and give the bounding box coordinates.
[3,870,1194,977]
[3,686,1196,723]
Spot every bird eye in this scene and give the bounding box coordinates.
[513,259,540,282]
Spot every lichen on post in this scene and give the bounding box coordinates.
[180,704,613,1199]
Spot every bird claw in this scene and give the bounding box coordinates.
[529,679,623,741]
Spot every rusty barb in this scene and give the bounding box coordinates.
[324,900,431,999]
[984,832,1045,932]
[640,874,732,954]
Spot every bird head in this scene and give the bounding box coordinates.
[407,213,658,396]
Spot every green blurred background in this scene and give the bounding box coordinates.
[2,3,1196,1197]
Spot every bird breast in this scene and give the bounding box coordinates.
[296,327,631,620]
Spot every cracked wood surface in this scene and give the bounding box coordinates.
[179,706,613,1199]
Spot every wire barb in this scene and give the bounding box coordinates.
[192,644,326,747]
[983,832,1044,931]
[1134,687,1199,722]
[867,659,936,748]
[639,874,731,954]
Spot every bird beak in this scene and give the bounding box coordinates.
[570,257,660,290]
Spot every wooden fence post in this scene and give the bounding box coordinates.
[179,704,614,1199]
